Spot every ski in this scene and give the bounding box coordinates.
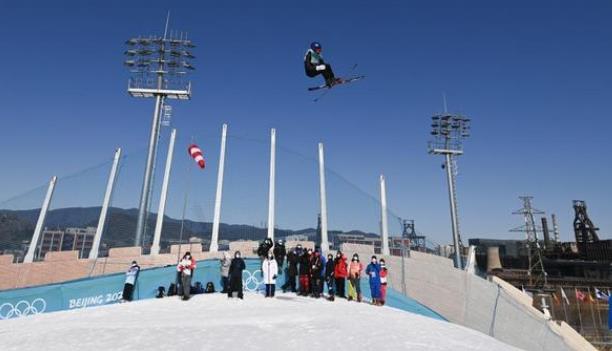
[308,75,366,91]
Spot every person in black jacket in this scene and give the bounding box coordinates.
[324,254,335,301]
[257,238,273,258]
[304,41,339,87]
[273,239,286,272]
[282,245,300,293]
[228,251,246,299]
[310,251,323,298]
[298,248,312,296]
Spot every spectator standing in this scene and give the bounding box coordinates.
[324,253,335,301]
[310,250,323,298]
[379,258,388,306]
[228,251,246,299]
[298,248,312,296]
[366,255,381,305]
[282,245,300,292]
[220,251,231,293]
[177,252,197,301]
[334,251,348,298]
[122,260,140,302]
[273,239,286,273]
[348,253,363,302]
[262,253,279,297]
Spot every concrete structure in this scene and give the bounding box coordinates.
[318,143,329,252]
[344,246,595,351]
[151,129,177,255]
[379,174,390,256]
[38,227,96,259]
[0,242,596,350]
[0,240,318,290]
[267,128,276,240]
[486,246,503,272]
[90,148,122,260]
[210,123,228,252]
[24,176,57,263]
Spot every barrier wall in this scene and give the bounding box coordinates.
[0,242,316,291]
[340,246,596,351]
[0,257,445,323]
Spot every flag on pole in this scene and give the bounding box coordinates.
[552,292,560,305]
[575,289,586,302]
[560,287,570,305]
[587,292,595,303]
[595,288,609,301]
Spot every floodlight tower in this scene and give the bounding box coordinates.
[124,16,196,247]
[428,111,471,268]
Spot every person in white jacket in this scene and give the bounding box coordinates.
[122,261,140,302]
[262,253,279,298]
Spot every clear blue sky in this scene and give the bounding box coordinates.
[0,0,611,245]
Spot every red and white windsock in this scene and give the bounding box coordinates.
[188,144,205,169]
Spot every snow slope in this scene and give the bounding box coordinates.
[0,293,522,351]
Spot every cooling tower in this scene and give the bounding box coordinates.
[486,246,503,272]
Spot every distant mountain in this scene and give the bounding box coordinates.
[0,207,378,252]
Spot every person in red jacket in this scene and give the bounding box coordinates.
[334,251,348,298]
[177,252,197,301]
[379,258,388,306]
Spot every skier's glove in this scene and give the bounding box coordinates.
[273,275,277,279]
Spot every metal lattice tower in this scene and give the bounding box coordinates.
[428,108,471,268]
[510,196,548,288]
[572,200,600,257]
[124,14,196,247]
[401,219,426,251]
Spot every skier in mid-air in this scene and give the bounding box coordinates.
[304,41,340,87]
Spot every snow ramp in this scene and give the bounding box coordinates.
[0,292,521,351]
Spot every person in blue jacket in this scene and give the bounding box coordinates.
[365,255,382,306]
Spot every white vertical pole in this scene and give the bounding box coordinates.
[210,123,228,252]
[318,143,329,253]
[24,176,57,263]
[89,148,122,260]
[380,174,390,256]
[267,128,276,240]
[150,128,177,255]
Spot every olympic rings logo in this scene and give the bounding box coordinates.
[242,270,263,292]
[0,298,47,320]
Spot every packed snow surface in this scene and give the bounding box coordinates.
[0,293,522,351]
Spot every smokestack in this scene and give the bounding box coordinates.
[551,214,560,242]
[486,246,503,272]
[541,217,551,249]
